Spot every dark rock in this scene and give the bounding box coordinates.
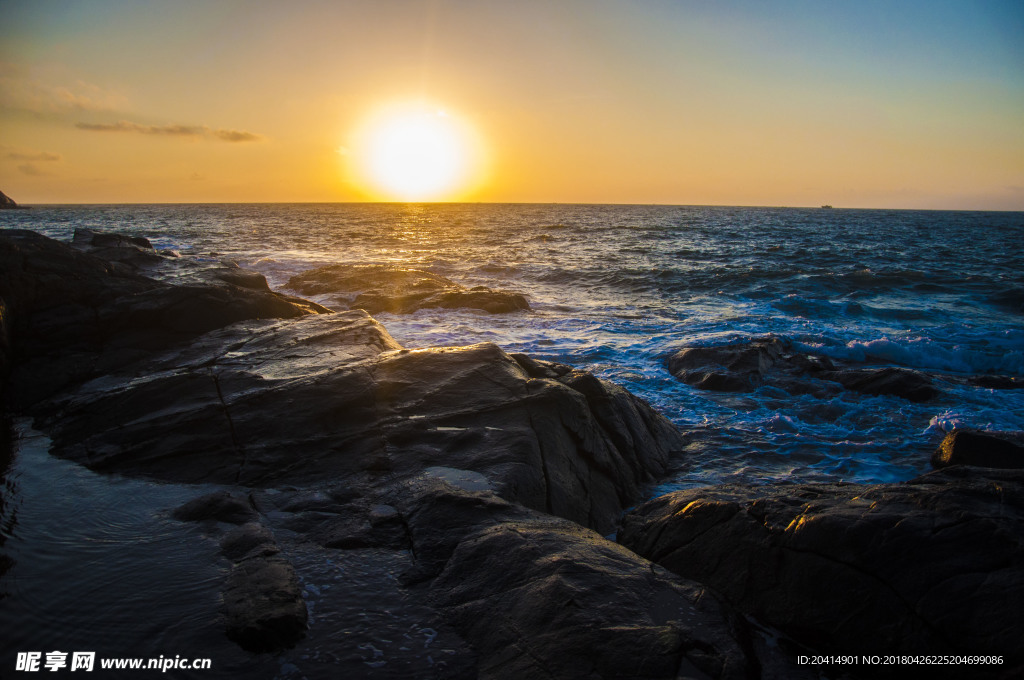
[0,295,10,388]
[72,228,165,268]
[0,230,330,407]
[314,505,410,551]
[0,190,24,209]
[38,312,683,534]
[222,552,308,653]
[510,352,572,379]
[619,468,1024,673]
[666,338,785,391]
[220,522,279,560]
[211,267,271,291]
[666,337,940,402]
[287,263,529,314]
[172,491,258,524]
[932,429,1024,469]
[820,366,939,402]
[969,375,1024,389]
[74,227,154,251]
[393,478,812,680]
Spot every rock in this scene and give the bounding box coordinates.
[73,227,154,251]
[619,467,1024,673]
[969,375,1024,389]
[819,366,939,402]
[172,491,259,524]
[210,267,271,291]
[666,337,940,401]
[0,190,23,209]
[177,497,306,653]
[932,429,1024,469]
[665,338,787,391]
[39,312,683,533]
[287,263,529,314]
[391,477,812,680]
[0,230,330,407]
[72,227,165,268]
[222,552,308,653]
[220,522,279,560]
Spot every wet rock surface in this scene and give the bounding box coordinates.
[0,230,329,407]
[666,336,940,401]
[932,428,1024,469]
[619,466,1024,677]
[398,478,807,680]
[287,263,530,314]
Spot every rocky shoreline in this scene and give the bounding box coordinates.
[1,228,1022,679]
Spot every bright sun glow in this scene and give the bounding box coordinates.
[351,103,482,201]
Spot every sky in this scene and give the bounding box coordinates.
[1,0,1022,209]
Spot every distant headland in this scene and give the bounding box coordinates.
[0,190,28,209]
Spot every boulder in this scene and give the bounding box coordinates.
[71,227,167,268]
[619,467,1024,675]
[819,366,939,402]
[0,230,330,407]
[175,493,306,653]
[931,429,1024,469]
[969,375,1024,389]
[222,551,307,653]
[287,263,529,314]
[172,491,259,524]
[666,337,940,401]
[665,337,786,391]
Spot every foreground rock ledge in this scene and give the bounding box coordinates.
[393,477,809,680]
[619,466,1024,677]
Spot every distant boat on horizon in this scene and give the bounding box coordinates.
[820,204,833,209]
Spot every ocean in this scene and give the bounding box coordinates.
[2,203,1023,676]
[5,203,1023,486]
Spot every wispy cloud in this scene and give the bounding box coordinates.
[7,150,62,162]
[76,120,206,136]
[18,163,50,176]
[213,129,262,143]
[0,66,128,114]
[76,120,263,142]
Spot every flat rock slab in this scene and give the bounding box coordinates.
[619,466,1024,676]
[287,263,529,314]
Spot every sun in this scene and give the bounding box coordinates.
[349,102,483,201]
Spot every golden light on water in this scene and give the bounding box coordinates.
[348,102,484,202]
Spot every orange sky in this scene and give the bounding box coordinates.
[2,1,1023,209]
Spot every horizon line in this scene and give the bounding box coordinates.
[6,200,1024,213]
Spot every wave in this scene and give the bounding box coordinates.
[794,334,1024,376]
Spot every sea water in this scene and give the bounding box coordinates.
[2,204,1023,675]
[5,203,1022,486]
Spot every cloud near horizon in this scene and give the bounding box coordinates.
[18,163,50,176]
[76,120,263,142]
[7,150,62,162]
